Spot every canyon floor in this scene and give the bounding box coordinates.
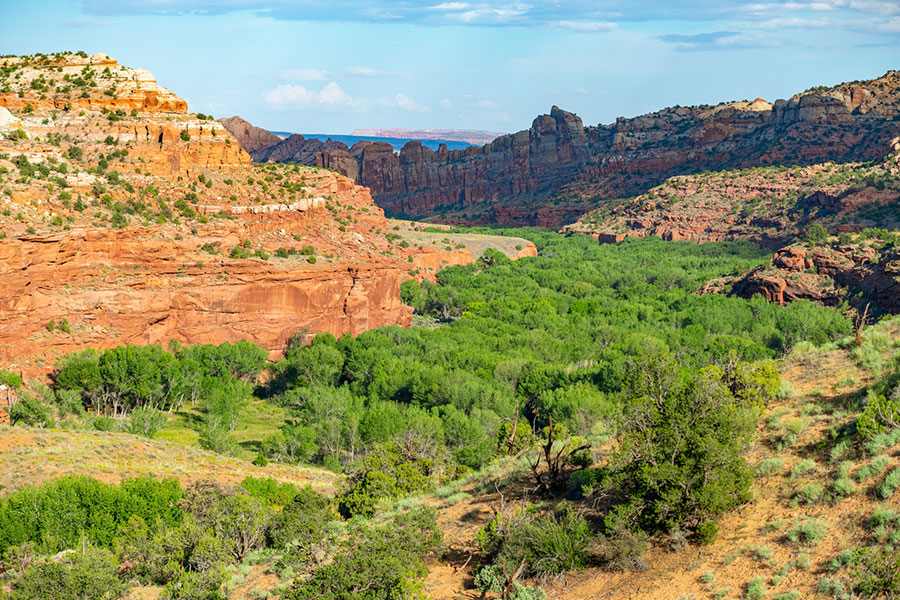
[0,317,896,599]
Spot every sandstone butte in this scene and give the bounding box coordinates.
[223,72,900,228]
[0,52,535,378]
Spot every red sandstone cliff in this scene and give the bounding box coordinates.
[0,52,530,375]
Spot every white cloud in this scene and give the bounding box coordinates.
[380,93,430,112]
[346,66,381,76]
[553,20,617,32]
[280,68,327,81]
[443,3,533,24]
[395,93,429,112]
[754,16,831,27]
[573,87,589,95]
[850,0,900,15]
[440,98,453,109]
[474,99,499,109]
[429,2,471,9]
[262,82,369,111]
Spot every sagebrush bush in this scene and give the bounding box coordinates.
[756,457,783,477]
[498,508,592,579]
[286,507,442,600]
[787,518,826,547]
[877,468,900,499]
[831,477,856,499]
[746,576,767,600]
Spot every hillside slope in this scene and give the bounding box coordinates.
[0,52,535,376]
[563,137,900,247]
[422,318,900,600]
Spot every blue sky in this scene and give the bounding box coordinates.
[1,1,897,134]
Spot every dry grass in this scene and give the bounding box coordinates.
[0,427,337,493]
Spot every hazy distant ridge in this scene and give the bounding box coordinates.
[352,127,505,145]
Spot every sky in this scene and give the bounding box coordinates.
[0,1,898,135]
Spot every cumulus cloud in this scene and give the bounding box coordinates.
[440,98,453,109]
[262,82,369,111]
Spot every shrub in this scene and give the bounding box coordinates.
[8,545,126,600]
[474,566,547,600]
[494,507,592,580]
[790,459,816,478]
[877,468,900,499]
[786,518,826,547]
[608,351,765,533]
[798,483,825,504]
[594,520,649,572]
[695,521,719,545]
[756,457,783,477]
[831,477,855,499]
[336,443,445,518]
[179,130,190,142]
[159,568,226,600]
[849,546,900,598]
[180,481,272,561]
[285,507,442,600]
[868,507,897,530]
[856,456,890,483]
[746,576,767,600]
[267,486,336,565]
[857,391,900,439]
[127,406,167,438]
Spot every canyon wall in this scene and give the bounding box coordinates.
[226,71,900,227]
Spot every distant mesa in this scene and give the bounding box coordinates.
[351,128,505,145]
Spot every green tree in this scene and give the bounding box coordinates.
[608,349,764,532]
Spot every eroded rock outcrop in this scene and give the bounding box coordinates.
[703,240,900,315]
[218,116,283,154]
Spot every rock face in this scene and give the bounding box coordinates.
[704,241,900,315]
[229,72,900,227]
[218,116,283,154]
[0,228,413,363]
